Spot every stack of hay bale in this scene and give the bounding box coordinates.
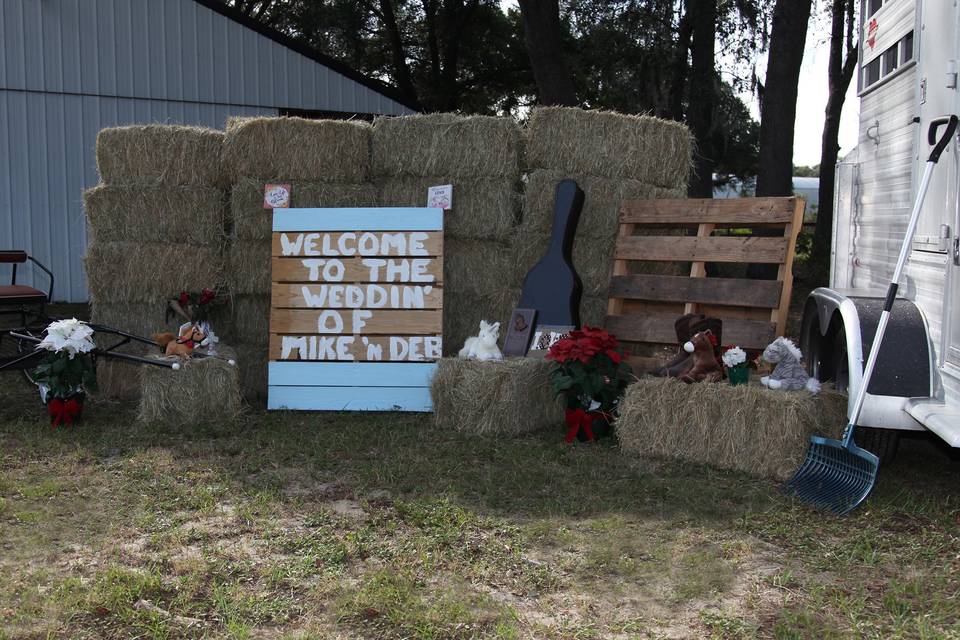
[515,107,692,326]
[84,125,228,398]
[372,114,522,355]
[222,116,378,399]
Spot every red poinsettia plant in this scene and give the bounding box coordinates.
[165,288,221,324]
[546,326,633,412]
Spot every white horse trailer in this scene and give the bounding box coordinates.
[802,0,960,461]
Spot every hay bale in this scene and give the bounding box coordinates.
[95,358,145,399]
[372,114,520,178]
[230,295,271,344]
[431,357,563,435]
[235,342,269,402]
[224,117,371,182]
[96,125,226,186]
[230,178,378,240]
[378,177,519,240]
[225,241,271,296]
[137,347,243,425]
[444,238,517,298]
[616,378,847,480]
[524,107,692,189]
[85,242,224,304]
[84,185,227,245]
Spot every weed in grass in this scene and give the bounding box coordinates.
[17,479,62,499]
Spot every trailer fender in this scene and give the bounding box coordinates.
[801,287,931,430]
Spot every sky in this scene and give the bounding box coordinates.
[500,1,860,167]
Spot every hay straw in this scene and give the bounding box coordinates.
[230,178,378,240]
[372,114,520,178]
[85,242,224,304]
[95,358,145,399]
[524,107,692,188]
[225,241,271,296]
[234,342,269,402]
[616,378,847,479]
[444,238,518,298]
[224,116,371,182]
[230,295,271,344]
[96,125,226,186]
[89,301,172,344]
[137,346,243,425]
[431,357,563,435]
[378,177,520,240]
[84,185,227,245]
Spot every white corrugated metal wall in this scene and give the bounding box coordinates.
[0,0,412,302]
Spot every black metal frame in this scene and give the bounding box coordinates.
[1,251,55,329]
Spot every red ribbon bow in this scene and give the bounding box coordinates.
[47,398,82,427]
[564,408,595,443]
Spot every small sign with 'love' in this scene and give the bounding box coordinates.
[263,184,292,209]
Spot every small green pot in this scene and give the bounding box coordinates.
[727,366,749,386]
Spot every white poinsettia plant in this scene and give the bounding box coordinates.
[37,318,95,357]
[32,318,98,399]
[721,346,748,369]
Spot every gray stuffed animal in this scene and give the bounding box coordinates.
[760,337,821,393]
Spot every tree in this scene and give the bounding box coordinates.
[755,0,813,197]
[811,0,858,284]
[687,0,718,197]
[516,0,577,106]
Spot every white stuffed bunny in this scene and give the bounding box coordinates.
[458,320,504,361]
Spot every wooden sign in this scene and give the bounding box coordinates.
[267,208,443,412]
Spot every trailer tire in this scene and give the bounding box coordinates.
[853,427,900,465]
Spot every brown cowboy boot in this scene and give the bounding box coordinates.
[648,313,705,376]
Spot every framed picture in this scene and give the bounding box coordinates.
[528,325,574,356]
[502,308,537,356]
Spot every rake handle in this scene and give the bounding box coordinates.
[844,115,958,445]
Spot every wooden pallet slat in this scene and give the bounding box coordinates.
[608,274,783,308]
[605,313,777,350]
[619,197,797,225]
[614,236,788,264]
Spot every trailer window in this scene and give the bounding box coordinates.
[868,0,883,16]
[901,31,914,63]
[863,30,914,89]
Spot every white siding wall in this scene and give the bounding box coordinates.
[0,0,412,302]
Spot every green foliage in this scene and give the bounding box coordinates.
[546,328,633,411]
[31,351,97,398]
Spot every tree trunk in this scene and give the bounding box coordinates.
[517,0,577,106]
[811,0,858,285]
[750,0,812,280]
[755,0,813,197]
[687,0,717,198]
[379,0,420,106]
[668,6,693,122]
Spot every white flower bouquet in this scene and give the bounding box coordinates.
[32,318,98,403]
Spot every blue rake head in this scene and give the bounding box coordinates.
[784,432,879,516]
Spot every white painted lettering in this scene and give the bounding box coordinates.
[317,310,343,333]
[280,233,304,256]
[410,259,433,282]
[409,232,429,256]
[281,335,307,359]
[352,310,373,333]
[337,232,357,256]
[303,233,320,256]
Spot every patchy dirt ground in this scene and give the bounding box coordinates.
[1,370,959,639]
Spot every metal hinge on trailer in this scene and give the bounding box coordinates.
[954,235,960,266]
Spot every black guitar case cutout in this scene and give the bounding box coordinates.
[518,179,585,328]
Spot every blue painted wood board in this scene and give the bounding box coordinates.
[269,362,437,387]
[267,386,433,412]
[273,208,444,232]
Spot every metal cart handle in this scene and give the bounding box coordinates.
[927,115,959,163]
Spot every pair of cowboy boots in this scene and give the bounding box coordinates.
[648,313,723,377]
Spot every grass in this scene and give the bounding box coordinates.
[1,359,959,638]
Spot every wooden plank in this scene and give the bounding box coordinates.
[269,334,442,362]
[605,313,776,349]
[619,197,798,225]
[272,257,443,284]
[269,361,438,387]
[614,236,787,264]
[606,220,635,317]
[272,231,443,257]
[684,222,715,314]
[272,283,443,309]
[270,308,442,335]
[620,299,686,317]
[273,207,443,232]
[267,385,433,412]
[608,274,783,308]
[772,198,805,336]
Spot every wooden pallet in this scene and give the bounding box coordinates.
[605,197,804,362]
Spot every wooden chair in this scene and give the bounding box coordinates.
[604,197,804,370]
[1,250,54,327]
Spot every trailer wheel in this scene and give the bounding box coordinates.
[800,301,834,381]
[832,329,850,394]
[854,427,900,465]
